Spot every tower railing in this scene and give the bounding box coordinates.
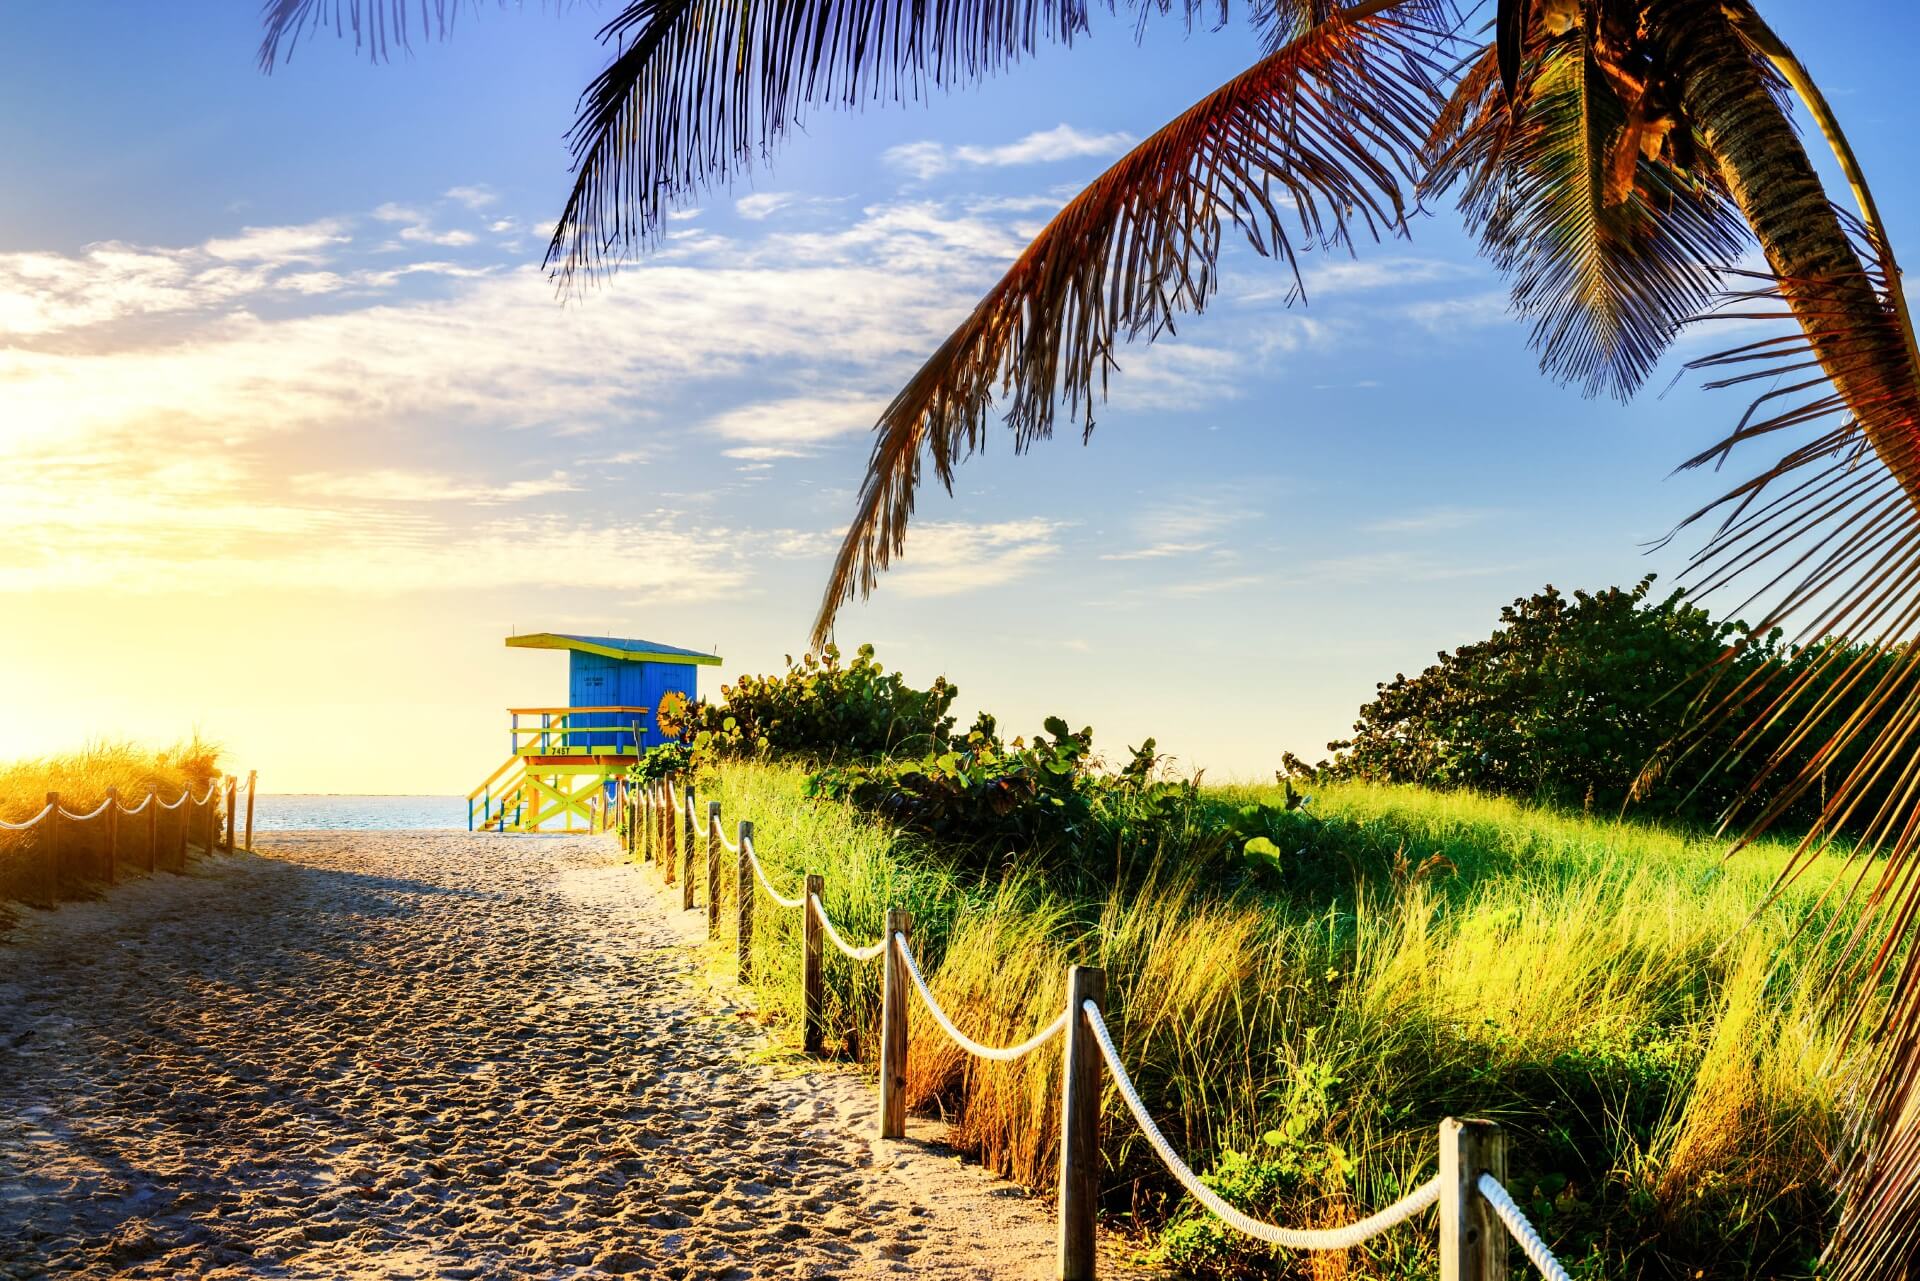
[508,706,650,758]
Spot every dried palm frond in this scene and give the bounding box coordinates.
[812,6,1453,645]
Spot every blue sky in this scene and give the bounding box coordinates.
[3,1,1917,791]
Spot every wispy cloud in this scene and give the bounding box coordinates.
[289,469,580,505]
[885,124,1134,180]
[737,193,796,220]
[888,519,1064,596]
[703,394,884,448]
[445,184,498,210]
[1403,291,1510,332]
[203,218,350,264]
[1362,506,1499,535]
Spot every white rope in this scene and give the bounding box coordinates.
[1083,1000,1442,1251]
[718,829,740,853]
[57,799,114,822]
[1477,1174,1572,1281]
[744,836,805,909]
[190,782,220,805]
[809,894,888,961]
[0,804,52,831]
[118,793,154,815]
[895,933,1069,1061]
[156,790,191,811]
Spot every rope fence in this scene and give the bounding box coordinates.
[0,770,258,907]
[624,774,1566,1280]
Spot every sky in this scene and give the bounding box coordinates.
[3,1,1917,795]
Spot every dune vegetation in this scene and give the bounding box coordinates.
[0,738,223,907]
[682,759,1864,1279]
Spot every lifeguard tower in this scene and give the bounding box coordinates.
[468,632,721,832]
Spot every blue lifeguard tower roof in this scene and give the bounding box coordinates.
[505,632,722,666]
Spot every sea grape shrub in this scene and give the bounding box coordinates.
[1322,576,1903,827]
[807,717,1096,871]
[628,743,691,783]
[690,643,958,763]
[808,720,1288,892]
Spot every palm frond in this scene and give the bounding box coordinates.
[810,7,1451,647]
[1665,211,1920,1279]
[258,0,534,67]
[544,0,1097,281]
[1426,27,1750,401]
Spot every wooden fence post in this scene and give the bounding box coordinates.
[175,793,188,871]
[1439,1118,1508,1281]
[105,787,120,885]
[663,779,678,882]
[43,791,61,906]
[145,786,157,873]
[244,770,257,851]
[1058,964,1106,1281]
[225,777,237,853]
[802,873,826,1055]
[205,787,217,855]
[879,908,912,1140]
[707,801,722,934]
[736,819,754,983]
[681,783,697,910]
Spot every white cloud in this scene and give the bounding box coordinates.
[289,469,579,505]
[888,519,1064,596]
[400,225,478,248]
[886,124,1133,180]
[703,394,883,446]
[1100,541,1216,562]
[445,184,498,209]
[737,193,796,220]
[1403,291,1510,332]
[1362,507,1498,535]
[202,219,350,264]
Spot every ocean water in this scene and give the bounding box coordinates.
[253,795,469,831]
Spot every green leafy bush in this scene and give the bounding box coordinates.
[690,643,958,763]
[806,715,1096,857]
[807,720,1294,892]
[1319,576,1898,828]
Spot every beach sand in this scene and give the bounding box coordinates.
[0,832,1147,1279]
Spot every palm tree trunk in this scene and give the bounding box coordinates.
[1653,0,1920,486]
[1652,7,1920,1276]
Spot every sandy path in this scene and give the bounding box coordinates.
[0,833,1119,1280]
